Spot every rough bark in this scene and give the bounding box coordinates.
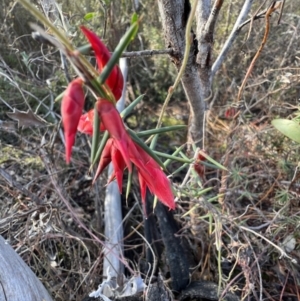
[157,0,206,147]
[158,0,254,147]
[0,235,53,301]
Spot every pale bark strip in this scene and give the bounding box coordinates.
[211,0,254,78]
[0,235,53,301]
[157,0,206,146]
[102,58,128,278]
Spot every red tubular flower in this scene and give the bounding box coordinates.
[93,138,126,192]
[129,142,175,210]
[93,98,175,210]
[94,138,113,177]
[77,110,93,135]
[80,26,124,100]
[61,78,85,163]
[60,27,174,209]
[110,141,127,192]
[96,99,132,173]
[77,109,105,135]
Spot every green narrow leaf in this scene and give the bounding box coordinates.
[182,204,199,217]
[127,129,166,170]
[179,150,224,170]
[272,119,300,144]
[98,20,139,86]
[91,105,101,163]
[137,125,186,138]
[90,131,109,169]
[131,13,138,24]
[55,91,64,103]
[195,160,225,170]
[89,77,110,100]
[154,151,193,164]
[171,162,189,175]
[76,44,92,55]
[120,94,144,119]
[126,169,133,201]
[150,134,158,150]
[164,145,185,167]
[198,150,227,171]
[207,194,224,203]
[84,12,97,21]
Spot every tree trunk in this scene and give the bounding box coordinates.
[157,0,211,147]
[0,235,53,301]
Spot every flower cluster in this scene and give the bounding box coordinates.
[61,27,175,210]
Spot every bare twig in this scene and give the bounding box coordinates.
[131,226,157,298]
[239,225,296,263]
[246,0,268,41]
[32,35,174,58]
[211,0,254,78]
[237,1,282,102]
[279,17,300,68]
[121,49,174,57]
[203,0,224,41]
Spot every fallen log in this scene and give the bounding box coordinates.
[0,235,53,301]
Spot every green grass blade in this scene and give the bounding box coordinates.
[120,94,144,119]
[164,145,185,167]
[137,125,186,138]
[198,150,227,171]
[171,162,189,176]
[127,128,165,170]
[154,151,193,164]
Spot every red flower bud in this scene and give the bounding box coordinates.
[61,78,85,163]
[96,99,132,173]
[80,26,124,100]
[77,110,94,136]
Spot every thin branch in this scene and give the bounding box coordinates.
[121,49,174,58]
[277,0,285,24]
[239,225,297,263]
[246,0,268,41]
[196,0,224,68]
[131,226,157,298]
[204,0,224,38]
[211,0,254,79]
[237,1,281,102]
[32,35,174,58]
